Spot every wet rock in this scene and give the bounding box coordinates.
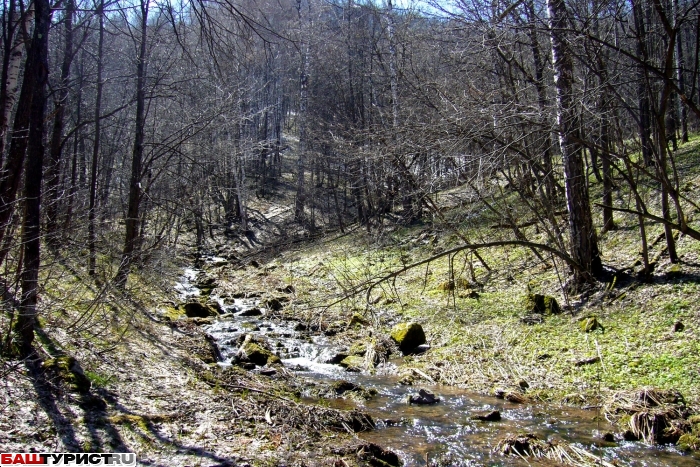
[42,356,91,393]
[340,355,365,372]
[237,336,281,367]
[260,368,277,376]
[331,380,359,395]
[348,343,367,356]
[390,322,426,354]
[525,293,561,315]
[407,388,439,405]
[470,410,501,422]
[207,300,224,314]
[325,353,349,364]
[493,388,527,403]
[323,321,346,336]
[265,297,287,312]
[239,307,263,317]
[183,301,218,318]
[356,443,401,467]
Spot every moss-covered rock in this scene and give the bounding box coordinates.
[183,301,218,318]
[390,322,426,353]
[237,336,280,366]
[340,355,365,372]
[349,342,367,356]
[525,293,561,315]
[579,316,604,333]
[677,433,700,451]
[42,356,91,393]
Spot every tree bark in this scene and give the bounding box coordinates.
[16,0,50,357]
[88,0,104,276]
[547,0,601,286]
[46,0,74,247]
[115,0,149,287]
[294,0,310,223]
[0,0,33,165]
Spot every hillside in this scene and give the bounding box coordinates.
[2,138,700,466]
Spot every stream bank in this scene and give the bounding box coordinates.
[174,254,700,467]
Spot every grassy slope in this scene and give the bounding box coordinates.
[255,136,700,408]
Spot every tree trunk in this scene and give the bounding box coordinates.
[632,0,654,167]
[547,0,601,286]
[673,0,688,142]
[15,0,50,357]
[0,0,33,165]
[294,0,310,223]
[88,0,104,276]
[115,0,149,287]
[46,0,74,247]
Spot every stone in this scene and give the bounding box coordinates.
[408,388,439,405]
[207,300,224,314]
[390,322,426,353]
[183,301,218,318]
[265,297,285,312]
[237,336,280,367]
[525,293,561,315]
[325,353,349,364]
[330,380,358,395]
[339,355,365,372]
[579,316,604,333]
[239,307,262,316]
[470,410,501,422]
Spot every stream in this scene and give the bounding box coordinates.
[175,264,700,466]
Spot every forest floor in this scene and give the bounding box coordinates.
[2,138,700,465]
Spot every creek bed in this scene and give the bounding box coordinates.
[176,267,700,466]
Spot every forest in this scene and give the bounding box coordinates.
[2,0,700,464]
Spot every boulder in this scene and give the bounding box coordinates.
[390,322,426,353]
[183,301,218,318]
[237,336,280,366]
[525,293,561,315]
[407,388,439,405]
[265,297,286,312]
[339,355,365,372]
[239,307,263,316]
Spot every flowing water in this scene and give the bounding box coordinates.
[175,266,700,466]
